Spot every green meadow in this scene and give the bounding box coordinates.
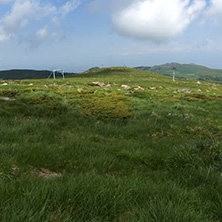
[0,67,222,221]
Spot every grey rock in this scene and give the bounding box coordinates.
[178,88,191,93]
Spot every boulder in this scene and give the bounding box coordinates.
[0,96,15,101]
[92,82,106,87]
[121,85,131,90]
[178,88,191,93]
[135,86,144,90]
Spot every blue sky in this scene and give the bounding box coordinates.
[0,0,222,72]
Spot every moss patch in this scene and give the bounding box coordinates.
[78,93,133,119]
[182,94,222,101]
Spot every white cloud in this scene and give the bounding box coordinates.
[59,0,81,16]
[0,26,11,42]
[0,0,81,44]
[112,0,206,42]
[36,26,49,40]
[3,1,34,33]
[26,25,66,47]
[2,0,56,33]
[206,0,222,20]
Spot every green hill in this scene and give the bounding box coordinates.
[0,67,222,221]
[135,62,222,82]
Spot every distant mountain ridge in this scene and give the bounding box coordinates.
[134,63,222,82]
[2,63,222,81]
[0,69,74,80]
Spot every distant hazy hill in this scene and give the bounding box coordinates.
[134,63,222,82]
[0,69,74,80]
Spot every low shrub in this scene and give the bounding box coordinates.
[0,89,21,97]
[48,85,61,90]
[21,88,37,93]
[182,94,222,101]
[79,93,133,119]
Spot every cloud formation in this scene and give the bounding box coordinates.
[0,0,81,45]
[59,0,81,16]
[26,25,66,47]
[2,0,56,33]
[112,0,206,42]
[0,0,221,47]
[0,26,11,41]
[206,0,222,20]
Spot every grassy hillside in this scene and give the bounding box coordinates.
[0,69,74,80]
[0,67,222,221]
[135,62,222,82]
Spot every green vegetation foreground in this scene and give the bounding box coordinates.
[0,67,222,221]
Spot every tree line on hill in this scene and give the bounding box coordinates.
[0,69,75,80]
